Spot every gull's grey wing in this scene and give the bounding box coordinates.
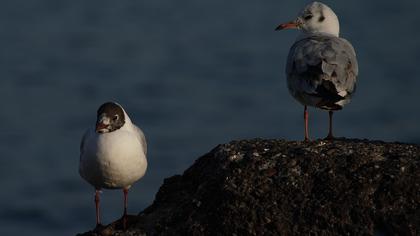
[133,125,147,155]
[79,128,91,161]
[286,34,358,109]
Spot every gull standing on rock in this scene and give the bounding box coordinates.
[276,2,358,140]
[79,102,147,228]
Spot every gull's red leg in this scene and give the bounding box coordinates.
[325,111,334,140]
[95,189,101,226]
[304,106,310,141]
[122,188,129,229]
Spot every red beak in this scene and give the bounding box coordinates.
[275,21,299,31]
[95,123,108,133]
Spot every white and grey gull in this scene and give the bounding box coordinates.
[79,102,147,228]
[276,2,358,140]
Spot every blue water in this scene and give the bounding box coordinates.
[0,0,419,235]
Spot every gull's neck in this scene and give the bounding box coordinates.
[296,30,339,41]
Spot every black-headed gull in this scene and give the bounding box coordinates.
[79,102,147,228]
[276,2,358,140]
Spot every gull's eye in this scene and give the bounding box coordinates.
[304,15,313,20]
[113,115,119,121]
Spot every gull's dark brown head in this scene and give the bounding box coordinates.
[95,102,125,133]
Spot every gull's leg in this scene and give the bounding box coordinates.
[122,188,129,229]
[304,106,310,141]
[325,111,334,140]
[95,189,101,227]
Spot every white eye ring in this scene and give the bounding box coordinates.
[113,115,119,121]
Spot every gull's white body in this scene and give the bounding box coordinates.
[79,109,147,190]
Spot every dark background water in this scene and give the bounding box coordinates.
[0,0,419,235]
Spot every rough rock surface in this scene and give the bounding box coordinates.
[78,138,420,236]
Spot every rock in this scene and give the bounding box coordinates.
[77,138,420,236]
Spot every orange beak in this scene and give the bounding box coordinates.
[275,21,299,31]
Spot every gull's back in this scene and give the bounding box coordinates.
[286,33,358,110]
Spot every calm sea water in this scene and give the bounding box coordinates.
[0,0,419,235]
